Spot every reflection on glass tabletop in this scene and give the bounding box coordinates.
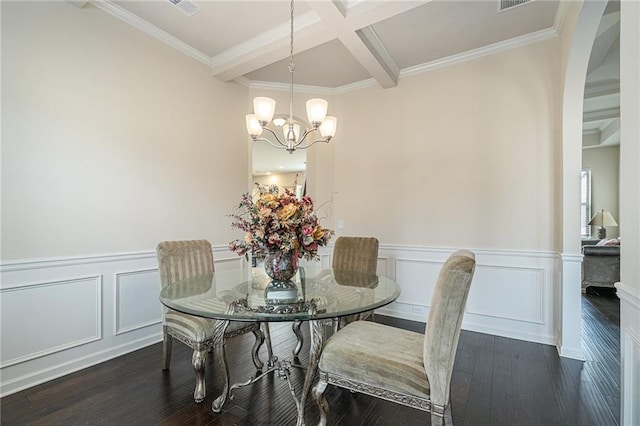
[159,267,400,322]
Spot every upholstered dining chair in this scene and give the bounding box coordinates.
[156,240,266,404]
[332,236,379,326]
[312,249,476,426]
[290,236,379,358]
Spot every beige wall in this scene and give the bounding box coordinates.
[1,2,563,258]
[1,1,249,260]
[330,39,561,250]
[582,146,620,238]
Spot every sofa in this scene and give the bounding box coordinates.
[581,240,620,291]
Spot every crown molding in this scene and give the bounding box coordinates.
[90,1,561,97]
[400,27,558,80]
[89,0,211,67]
[208,11,321,72]
[333,77,378,95]
[243,79,337,96]
[239,26,559,95]
[553,0,570,35]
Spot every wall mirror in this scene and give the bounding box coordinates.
[252,114,308,198]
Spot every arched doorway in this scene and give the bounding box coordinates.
[559,0,608,359]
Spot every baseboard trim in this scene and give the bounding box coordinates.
[0,333,163,398]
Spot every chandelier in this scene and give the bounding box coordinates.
[245,0,337,154]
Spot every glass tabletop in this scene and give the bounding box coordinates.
[159,267,401,322]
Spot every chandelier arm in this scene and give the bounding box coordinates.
[252,137,290,150]
[293,128,314,147]
[260,126,288,147]
[298,138,331,149]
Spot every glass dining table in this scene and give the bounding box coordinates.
[159,266,401,426]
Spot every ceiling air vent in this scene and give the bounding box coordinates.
[498,0,531,12]
[168,0,200,16]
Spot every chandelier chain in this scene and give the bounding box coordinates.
[289,0,295,73]
[288,0,295,123]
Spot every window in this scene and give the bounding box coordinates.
[581,169,592,238]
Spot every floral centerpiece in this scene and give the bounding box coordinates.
[229,184,333,280]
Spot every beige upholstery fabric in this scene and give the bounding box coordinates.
[157,240,249,337]
[156,240,265,403]
[423,250,476,409]
[318,321,428,397]
[157,240,215,288]
[314,249,476,425]
[332,236,379,325]
[332,236,379,273]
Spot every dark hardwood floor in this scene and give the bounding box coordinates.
[1,293,620,425]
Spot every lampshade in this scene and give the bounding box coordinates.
[588,210,618,227]
[245,114,263,137]
[254,97,276,123]
[306,98,328,124]
[319,116,337,138]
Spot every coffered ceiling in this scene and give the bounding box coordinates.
[79,0,619,171]
[91,0,563,90]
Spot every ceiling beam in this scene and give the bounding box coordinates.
[582,130,601,148]
[307,1,398,88]
[583,107,620,125]
[212,0,430,86]
[67,1,89,7]
[211,11,332,82]
[600,118,620,146]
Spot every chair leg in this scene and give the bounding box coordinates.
[312,379,329,426]
[431,412,444,426]
[444,403,453,426]
[162,326,172,370]
[192,343,207,403]
[251,326,265,372]
[292,320,303,358]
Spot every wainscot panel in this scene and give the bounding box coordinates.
[1,244,559,396]
[0,247,247,397]
[0,276,102,367]
[616,282,640,425]
[372,245,558,346]
[114,269,162,335]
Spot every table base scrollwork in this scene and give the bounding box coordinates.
[214,298,325,426]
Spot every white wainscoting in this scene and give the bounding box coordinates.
[0,244,559,397]
[0,247,247,397]
[616,282,640,426]
[373,245,558,346]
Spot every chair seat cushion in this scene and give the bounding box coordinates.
[164,310,255,343]
[319,320,429,398]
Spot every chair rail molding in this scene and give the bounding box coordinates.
[2,243,562,397]
[0,245,241,397]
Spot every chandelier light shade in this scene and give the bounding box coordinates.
[245,114,263,136]
[319,116,337,138]
[306,98,328,125]
[253,97,276,124]
[246,0,337,153]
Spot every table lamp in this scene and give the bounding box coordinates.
[588,209,618,239]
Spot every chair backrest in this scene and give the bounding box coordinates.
[331,236,379,274]
[423,249,476,408]
[156,240,215,288]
